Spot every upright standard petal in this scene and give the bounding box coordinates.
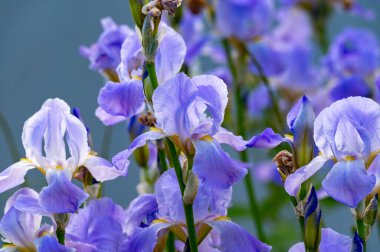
[246,128,288,149]
[98,80,145,119]
[205,220,271,252]
[0,160,35,194]
[191,75,228,135]
[39,170,88,213]
[153,73,200,141]
[322,160,375,207]
[285,156,333,196]
[84,156,127,181]
[124,194,158,235]
[117,34,144,81]
[334,116,364,159]
[0,207,41,250]
[112,131,166,172]
[193,139,247,189]
[156,23,186,83]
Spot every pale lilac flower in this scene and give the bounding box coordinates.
[0,98,125,213]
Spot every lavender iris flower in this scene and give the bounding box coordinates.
[325,27,379,77]
[65,198,126,252]
[0,98,126,213]
[80,17,133,71]
[216,0,273,41]
[113,73,248,189]
[289,228,351,252]
[121,169,271,252]
[0,188,72,252]
[285,97,378,207]
[96,22,186,126]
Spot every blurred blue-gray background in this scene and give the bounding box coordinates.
[0,0,379,250]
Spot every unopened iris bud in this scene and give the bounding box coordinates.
[364,194,378,238]
[183,171,199,204]
[287,96,315,168]
[351,232,364,252]
[142,15,159,64]
[304,186,322,250]
[273,150,294,181]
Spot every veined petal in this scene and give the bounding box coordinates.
[95,107,126,126]
[124,194,158,235]
[246,128,288,149]
[4,188,39,214]
[98,80,145,119]
[34,235,73,252]
[112,131,166,172]
[213,128,247,151]
[0,160,35,194]
[193,139,247,189]
[39,170,88,213]
[322,160,375,207]
[205,220,271,252]
[319,228,351,252]
[118,33,143,82]
[84,156,126,182]
[0,207,41,249]
[119,223,171,252]
[153,73,201,141]
[285,156,333,196]
[334,116,364,159]
[156,23,186,83]
[191,75,228,135]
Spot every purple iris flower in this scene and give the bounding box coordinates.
[289,228,351,252]
[113,73,248,189]
[96,22,186,126]
[120,169,271,252]
[80,17,133,71]
[180,10,209,65]
[248,84,271,118]
[325,27,379,77]
[65,198,126,252]
[329,75,372,101]
[285,97,378,207]
[216,0,273,41]
[0,188,72,252]
[0,98,126,213]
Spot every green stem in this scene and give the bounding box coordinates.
[146,62,159,90]
[157,139,169,174]
[167,139,198,252]
[0,111,20,162]
[356,201,367,252]
[56,226,65,245]
[167,231,176,252]
[222,39,267,242]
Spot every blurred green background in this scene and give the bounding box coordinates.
[0,0,379,250]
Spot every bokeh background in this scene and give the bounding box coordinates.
[1,0,379,250]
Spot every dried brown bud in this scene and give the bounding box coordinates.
[188,0,206,14]
[161,0,182,15]
[139,112,157,127]
[273,150,294,181]
[342,0,353,10]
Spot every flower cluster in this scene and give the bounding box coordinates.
[1,0,380,251]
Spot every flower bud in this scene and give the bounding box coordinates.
[273,150,294,181]
[183,171,199,204]
[304,186,322,250]
[142,15,159,63]
[351,232,364,252]
[287,96,315,168]
[364,194,378,238]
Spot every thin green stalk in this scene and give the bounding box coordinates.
[167,231,176,252]
[357,218,366,252]
[56,227,65,245]
[157,139,169,173]
[222,39,267,242]
[146,62,159,90]
[0,111,20,162]
[167,139,198,252]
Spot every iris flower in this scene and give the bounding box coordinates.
[285,97,378,207]
[0,188,72,252]
[96,22,186,126]
[113,73,248,189]
[120,169,271,252]
[0,98,126,213]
